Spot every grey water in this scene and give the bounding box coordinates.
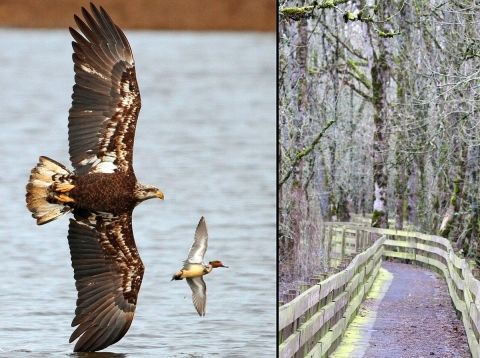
[0,29,275,357]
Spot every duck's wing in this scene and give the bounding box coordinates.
[67,209,144,352]
[184,216,208,264]
[68,3,140,175]
[186,277,207,316]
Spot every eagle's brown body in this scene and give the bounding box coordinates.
[25,3,164,353]
[70,172,137,213]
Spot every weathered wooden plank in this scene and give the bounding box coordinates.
[449,249,465,270]
[420,243,449,260]
[279,284,320,330]
[362,261,379,297]
[383,250,416,260]
[279,328,300,358]
[345,237,357,245]
[461,310,480,358]
[365,256,375,276]
[426,256,448,276]
[372,245,384,262]
[319,270,348,301]
[306,318,346,358]
[468,301,480,343]
[464,269,480,302]
[333,291,349,317]
[329,317,347,346]
[384,239,417,249]
[345,270,364,298]
[465,288,473,313]
[343,264,357,286]
[423,234,452,247]
[304,341,323,358]
[318,330,333,356]
[279,300,336,358]
[449,261,465,291]
[447,271,466,313]
[344,283,365,324]
[416,254,429,265]
[297,304,331,348]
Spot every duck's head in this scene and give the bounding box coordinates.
[209,260,229,268]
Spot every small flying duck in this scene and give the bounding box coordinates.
[171,216,228,316]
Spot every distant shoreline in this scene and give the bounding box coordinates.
[0,0,275,32]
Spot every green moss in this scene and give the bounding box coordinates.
[330,267,393,356]
[347,59,372,89]
[320,1,334,8]
[439,215,453,238]
[280,6,314,20]
[343,11,357,23]
[318,0,349,8]
[371,210,385,228]
[475,240,480,268]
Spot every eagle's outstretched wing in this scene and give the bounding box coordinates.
[68,3,141,175]
[67,210,144,352]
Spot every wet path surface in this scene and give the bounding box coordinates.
[332,261,471,358]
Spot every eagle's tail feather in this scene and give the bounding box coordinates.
[26,156,75,225]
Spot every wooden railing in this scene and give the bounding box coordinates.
[278,226,384,357]
[278,223,480,358]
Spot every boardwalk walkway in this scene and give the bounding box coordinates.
[331,261,471,358]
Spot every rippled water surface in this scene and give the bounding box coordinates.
[0,29,275,357]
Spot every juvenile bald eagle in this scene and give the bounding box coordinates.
[25,3,164,352]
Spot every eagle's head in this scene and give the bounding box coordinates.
[135,183,164,204]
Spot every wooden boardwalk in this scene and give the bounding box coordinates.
[331,261,470,357]
[278,223,480,358]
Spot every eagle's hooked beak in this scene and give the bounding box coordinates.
[156,190,165,200]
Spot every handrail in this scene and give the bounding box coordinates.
[279,228,384,357]
[278,223,480,358]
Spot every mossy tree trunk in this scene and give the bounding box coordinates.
[467,145,480,263]
[393,57,407,230]
[407,156,425,228]
[360,3,391,228]
[438,140,466,240]
[394,139,406,230]
[288,14,309,275]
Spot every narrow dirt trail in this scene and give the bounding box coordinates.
[331,261,471,358]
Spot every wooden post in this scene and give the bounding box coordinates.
[341,225,346,261]
[328,225,333,254]
[473,268,480,279]
[300,283,309,293]
[355,229,360,252]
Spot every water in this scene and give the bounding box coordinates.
[0,29,275,357]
